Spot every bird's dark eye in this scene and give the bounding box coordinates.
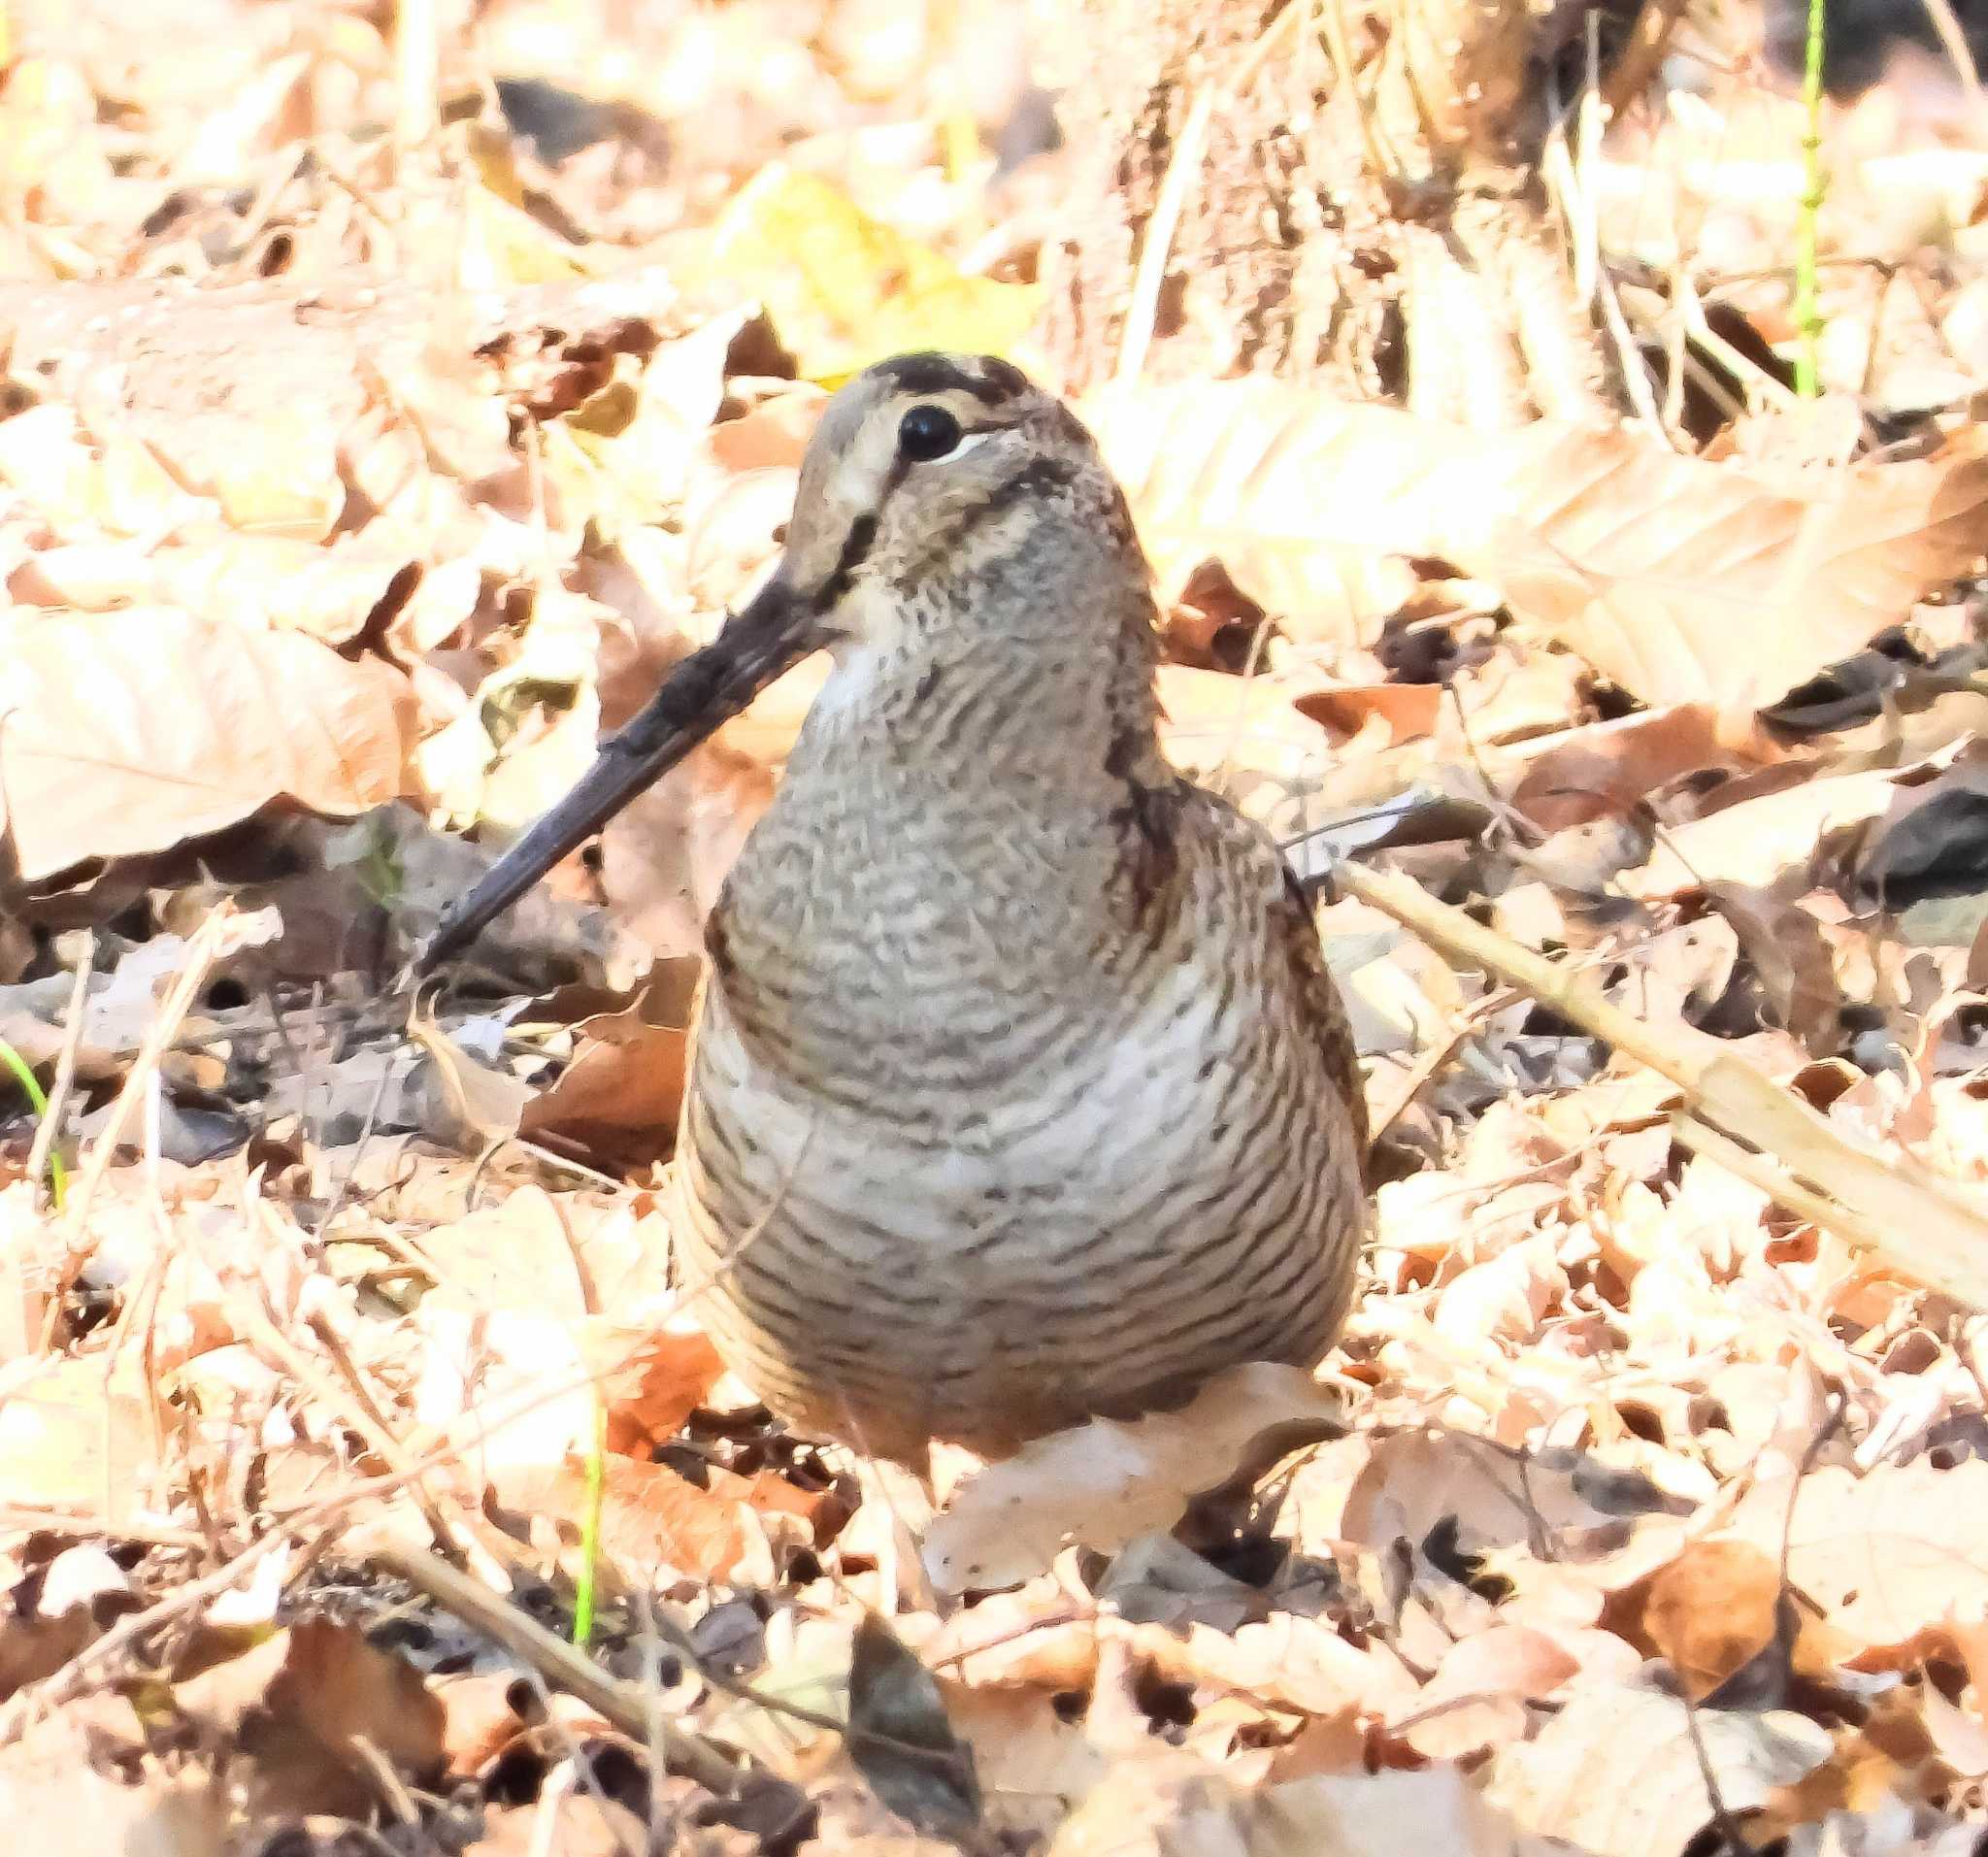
[897,404,963,462]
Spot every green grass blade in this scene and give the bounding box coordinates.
[1793,0,1828,396]
[0,1037,66,1209]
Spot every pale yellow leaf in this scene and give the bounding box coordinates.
[1090,382,1988,711]
[0,610,413,879]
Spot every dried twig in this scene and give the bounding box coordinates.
[1341,861,1988,1306]
[25,933,91,1210]
[371,1540,746,1795]
[48,904,282,1340]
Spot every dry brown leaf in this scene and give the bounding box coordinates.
[0,610,413,880]
[521,1450,794,1585]
[922,1363,1343,1594]
[1170,1765,1583,1857]
[941,1683,1109,1840]
[1722,1460,1988,1656]
[1294,680,1443,747]
[467,1794,652,1856]
[1628,1540,1784,1701]
[600,745,779,955]
[517,975,694,1162]
[1091,382,1988,710]
[1396,1625,1580,1760]
[598,1322,726,1453]
[1486,1673,1833,1857]
[0,1709,225,1853]
[414,1188,593,1319]
[1623,767,1916,900]
[433,1671,535,1780]
[1502,706,1787,833]
[1316,1430,1695,1563]
[13,529,420,644]
[170,1617,445,1819]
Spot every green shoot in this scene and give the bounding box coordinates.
[0,1038,65,1209]
[1793,0,1827,395]
[572,1391,606,1647]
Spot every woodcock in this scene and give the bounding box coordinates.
[422,352,1370,1463]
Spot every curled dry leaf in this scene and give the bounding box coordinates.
[1501,705,1788,834]
[516,1450,812,1587]
[0,610,413,880]
[1395,1625,1581,1761]
[403,1006,532,1151]
[169,1617,445,1821]
[516,977,694,1166]
[922,1363,1344,1594]
[1090,382,1988,710]
[1628,1541,1791,1703]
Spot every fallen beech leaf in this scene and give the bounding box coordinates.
[14,531,420,645]
[517,978,692,1162]
[171,1618,444,1820]
[1487,1671,1832,1857]
[434,1672,535,1779]
[525,1450,798,1585]
[705,165,1042,381]
[598,1323,728,1453]
[1294,680,1443,746]
[0,610,413,880]
[1633,1539,1785,1701]
[1723,1459,1988,1656]
[600,745,779,956]
[1091,382,1988,710]
[1502,706,1787,833]
[922,1363,1343,1594]
[1396,1625,1580,1760]
[0,1711,226,1853]
[1326,1431,1696,1563]
[1622,767,1915,900]
[1172,1764,1580,1857]
[940,1683,1108,1839]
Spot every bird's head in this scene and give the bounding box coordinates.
[417,352,1147,968]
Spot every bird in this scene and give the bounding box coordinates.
[421,351,1370,1465]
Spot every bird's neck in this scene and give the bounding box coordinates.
[793,611,1164,796]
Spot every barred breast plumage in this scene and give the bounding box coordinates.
[422,351,1370,1465]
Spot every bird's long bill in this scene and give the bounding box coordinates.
[417,574,820,971]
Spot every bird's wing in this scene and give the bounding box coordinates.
[1269,864,1370,1160]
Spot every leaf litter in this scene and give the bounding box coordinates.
[1,0,1988,1851]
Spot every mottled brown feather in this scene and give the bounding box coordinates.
[1275,868,1371,1160]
